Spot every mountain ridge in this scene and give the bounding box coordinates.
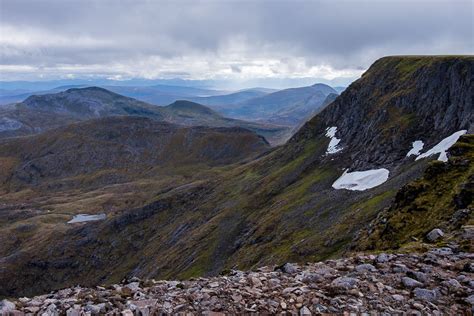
[0,87,291,145]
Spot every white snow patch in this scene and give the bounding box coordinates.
[325,126,342,154]
[67,213,106,224]
[406,140,424,157]
[332,168,390,191]
[416,130,467,162]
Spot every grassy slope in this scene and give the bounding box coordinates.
[355,135,473,252]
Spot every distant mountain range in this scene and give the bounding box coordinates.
[0,83,343,142]
[0,84,227,106]
[214,83,338,125]
[0,87,290,145]
[0,82,341,128]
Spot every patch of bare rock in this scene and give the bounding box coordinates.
[2,247,473,315]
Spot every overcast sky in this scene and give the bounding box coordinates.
[0,0,472,86]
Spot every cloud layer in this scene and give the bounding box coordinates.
[1,0,472,83]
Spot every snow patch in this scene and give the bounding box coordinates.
[325,126,342,154]
[416,130,467,162]
[67,213,106,224]
[332,168,390,191]
[406,140,424,157]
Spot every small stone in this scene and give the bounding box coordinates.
[281,263,298,274]
[124,282,141,292]
[393,264,408,273]
[43,304,59,316]
[331,277,359,290]
[66,308,81,316]
[299,306,311,315]
[402,277,423,288]
[464,262,474,273]
[444,278,462,290]
[268,278,280,287]
[0,300,15,312]
[413,288,437,302]
[392,294,405,301]
[376,253,390,263]
[209,281,219,288]
[251,277,262,287]
[413,302,424,310]
[355,263,376,273]
[280,301,287,309]
[129,299,158,308]
[84,303,104,314]
[407,271,428,283]
[25,306,40,313]
[465,295,474,305]
[121,309,134,316]
[314,304,327,313]
[426,228,444,242]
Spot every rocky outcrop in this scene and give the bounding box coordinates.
[3,248,473,315]
[354,134,473,251]
[293,56,473,169]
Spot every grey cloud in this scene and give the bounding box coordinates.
[0,0,472,80]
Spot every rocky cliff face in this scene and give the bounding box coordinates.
[293,56,473,168]
[354,134,473,251]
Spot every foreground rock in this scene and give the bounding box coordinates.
[4,248,473,315]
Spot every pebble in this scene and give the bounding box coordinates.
[413,288,438,302]
[426,228,444,242]
[402,277,423,288]
[355,264,377,273]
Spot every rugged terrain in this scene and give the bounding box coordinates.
[0,116,270,191]
[0,56,472,300]
[1,247,473,314]
[355,135,473,252]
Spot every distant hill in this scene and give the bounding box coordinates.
[0,116,270,190]
[333,86,347,94]
[215,83,338,125]
[104,85,226,105]
[165,100,219,116]
[0,87,290,145]
[187,88,274,107]
[0,84,225,106]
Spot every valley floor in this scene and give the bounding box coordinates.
[2,247,473,315]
